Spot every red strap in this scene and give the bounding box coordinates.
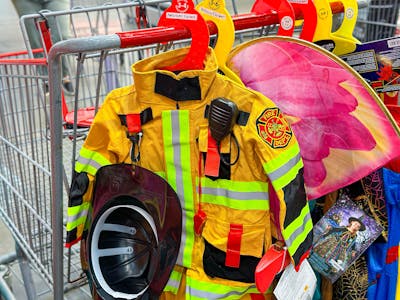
[204,129,220,177]
[37,19,52,54]
[386,246,399,264]
[250,294,265,300]
[126,114,141,134]
[194,152,207,235]
[225,223,243,268]
[194,209,207,235]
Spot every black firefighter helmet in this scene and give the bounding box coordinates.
[87,164,182,300]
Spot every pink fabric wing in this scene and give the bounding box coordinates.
[227,37,400,200]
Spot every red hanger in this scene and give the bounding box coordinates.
[251,0,295,37]
[157,0,210,71]
[288,0,317,41]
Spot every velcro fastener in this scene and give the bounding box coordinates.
[225,223,243,268]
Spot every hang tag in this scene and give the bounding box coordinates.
[194,209,207,235]
[273,259,317,300]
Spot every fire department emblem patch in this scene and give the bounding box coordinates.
[256,108,292,148]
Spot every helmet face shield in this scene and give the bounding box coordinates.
[87,164,182,299]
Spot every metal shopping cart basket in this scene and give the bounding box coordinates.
[0,1,350,298]
[0,48,93,299]
[355,0,400,42]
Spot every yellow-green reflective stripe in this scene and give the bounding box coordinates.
[202,178,268,192]
[162,110,194,268]
[163,269,182,294]
[163,112,176,188]
[263,143,300,173]
[66,202,90,230]
[75,161,97,177]
[201,188,269,210]
[288,216,313,256]
[75,147,111,175]
[271,157,303,191]
[187,277,259,299]
[154,171,166,180]
[263,144,303,190]
[201,194,269,210]
[200,178,269,210]
[282,204,313,252]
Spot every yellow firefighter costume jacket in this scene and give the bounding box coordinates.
[66,47,313,299]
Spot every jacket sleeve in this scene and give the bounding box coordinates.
[250,102,313,267]
[65,94,126,247]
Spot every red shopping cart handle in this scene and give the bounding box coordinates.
[65,107,97,128]
[255,243,291,293]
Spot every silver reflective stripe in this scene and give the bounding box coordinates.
[201,187,268,200]
[163,110,194,267]
[165,276,180,291]
[76,155,103,171]
[67,208,89,225]
[171,112,186,267]
[268,152,301,182]
[187,283,258,299]
[285,211,312,247]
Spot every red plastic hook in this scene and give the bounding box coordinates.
[251,0,295,36]
[288,0,317,41]
[157,0,210,71]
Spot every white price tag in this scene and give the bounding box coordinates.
[273,259,317,300]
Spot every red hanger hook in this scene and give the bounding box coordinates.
[251,0,296,36]
[158,0,210,71]
[288,0,317,41]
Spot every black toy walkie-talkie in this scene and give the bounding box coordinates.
[207,98,239,143]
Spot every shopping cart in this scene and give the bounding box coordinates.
[0,1,356,298]
[0,48,92,299]
[355,0,400,42]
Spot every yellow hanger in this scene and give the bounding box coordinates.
[329,0,360,55]
[312,0,334,42]
[312,0,357,55]
[196,0,243,84]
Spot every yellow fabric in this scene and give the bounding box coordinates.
[67,47,312,298]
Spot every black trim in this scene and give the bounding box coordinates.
[155,73,201,101]
[203,239,258,283]
[237,111,250,126]
[202,152,231,180]
[69,172,89,206]
[140,107,153,125]
[292,229,313,265]
[66,227,78,243]
[118,107,153,128]
[283,168,307,228]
